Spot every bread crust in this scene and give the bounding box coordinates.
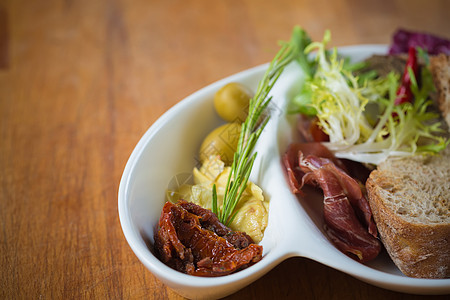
[430,54,450,128]
[367,168,450,278]
[366,54,450,278]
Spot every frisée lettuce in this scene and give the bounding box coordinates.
[290,29,448,165]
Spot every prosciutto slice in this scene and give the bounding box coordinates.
[283,143,380,262]
[283,143,348,194]
[154,200,263,276]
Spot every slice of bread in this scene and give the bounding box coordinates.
[430,54,450,128]
[366,147,450,278]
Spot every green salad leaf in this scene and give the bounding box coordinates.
[292,30,448,165]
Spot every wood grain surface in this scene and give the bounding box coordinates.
[1,0,449,299]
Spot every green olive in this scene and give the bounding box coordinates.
[199,122,241,165]
[214,82,252,123]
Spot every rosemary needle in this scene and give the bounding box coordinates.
[213,26,306,226]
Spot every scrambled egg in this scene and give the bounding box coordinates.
[166,156,269,243]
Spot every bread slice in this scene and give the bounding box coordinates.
[430,54,450,128]
[366,146,450,278]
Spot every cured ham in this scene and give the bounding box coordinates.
[154,200,263,276]
[283,143,348,194]
[283,143,381,262]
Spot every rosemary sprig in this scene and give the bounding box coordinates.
[212,26,305,226]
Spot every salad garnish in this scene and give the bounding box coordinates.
[213,27,305,225]
[289,29,449,165]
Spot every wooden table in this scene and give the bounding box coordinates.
[1,0,449,299]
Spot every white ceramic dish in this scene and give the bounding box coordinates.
[118,45,450,299]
